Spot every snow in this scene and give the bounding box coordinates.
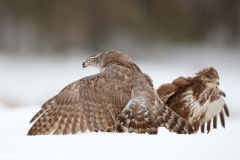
[0,46,240,160]
[0,106,239,160]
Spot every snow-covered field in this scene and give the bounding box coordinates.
[0,46,240,160]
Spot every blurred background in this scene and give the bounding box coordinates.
[0,0,239,109]
[1,0,240,53]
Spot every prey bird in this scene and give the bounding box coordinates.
[157,67,229,133]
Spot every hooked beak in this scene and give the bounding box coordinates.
[82,61,88,68]
[216,79,219,86]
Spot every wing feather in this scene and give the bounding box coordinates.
[219,110,225,128]
[117,81,195,135]
[44,105,64,134]
[213,115,217,129]
[223,104,229,117]
[71,104,80,134]
[201,122,205,133]
[201,96,228,133]
[79,101,87,133]
[29,98,54,123]
[207,119,211,133]
[156,84,179,104]
[53,106,68,135]
[28,65,132,135]
[63,105,74,135]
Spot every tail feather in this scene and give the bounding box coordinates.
[117,100,158,134]
[219,110,225,128]
[117,94,195,135]
[160,105,193,134]
[201,122,205,133]
[207,119,211,133]
[223,104,229,117]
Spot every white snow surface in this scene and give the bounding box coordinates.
[0,46,240,160]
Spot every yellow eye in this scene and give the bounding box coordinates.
[89,58,93,62]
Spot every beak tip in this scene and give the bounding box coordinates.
[82,62,86,68]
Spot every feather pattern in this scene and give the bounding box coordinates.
[117,77,194,134]
[157,67,229,133]
[28,50,195,135]
[28,68,131,135]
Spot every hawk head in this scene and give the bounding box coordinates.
[82,53,102,69]
[82,50,131,70]
[196,67,220,85]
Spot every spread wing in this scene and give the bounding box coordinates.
[117,79,195,135]
[200,90,229,133]
[28,64,133,135]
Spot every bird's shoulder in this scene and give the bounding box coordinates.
[156,76,192,103]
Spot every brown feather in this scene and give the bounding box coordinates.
[213,115,217,129]
[117,82,195,135]
[201,122,205,133]
[207,119,211,133]
[71,105,80,134]
[172,76,192,88]
[156,67,229,134]
[143,73,154,87]
[53,106,68,135]
[223,104,229,117]
[28,50,195,135]
[219,110,225,128]
[79,101,87,133]
[63,105,74,135]
[156,84,178,103]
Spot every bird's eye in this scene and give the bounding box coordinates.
[89,58,93,62]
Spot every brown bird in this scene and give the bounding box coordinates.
[28,50,194,135]
[157,67,229,133]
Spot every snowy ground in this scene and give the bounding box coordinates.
[0,46,240,160]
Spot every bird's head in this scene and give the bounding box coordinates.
[82,50,131,70]
[196,67,220,85]
[82,53,102,69]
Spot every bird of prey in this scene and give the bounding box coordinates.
[28,50,194,135]
[156,67,229,133]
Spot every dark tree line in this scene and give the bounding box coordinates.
[0,0,239,52]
